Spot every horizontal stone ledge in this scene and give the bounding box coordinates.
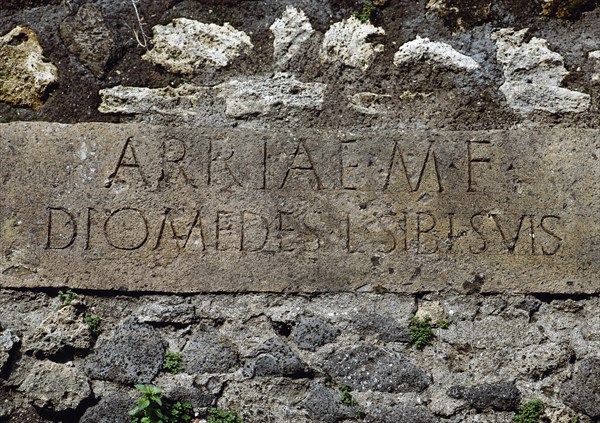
[0,122,599,294]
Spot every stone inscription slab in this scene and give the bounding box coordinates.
[1,123,599,293]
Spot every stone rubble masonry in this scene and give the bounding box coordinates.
[1,6,599,118]
[84,318,165,384]
[323,344,432,392]
[23,302,92,358]
[447,382,521,411]
[18,360,91,412]
[561,358,600,418]
[0,290,596,421]
[182,330,239,374]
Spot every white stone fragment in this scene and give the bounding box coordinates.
[19,360,91,412]
[0,26,59,109]
[99,74,326,121]
[142,18,253,74]
[499,83,590,114]
[393,36,479,71]
[415,300,446,324]
[492,28,590,114]
[0,329,19,371]
[320,16,384,71]
[270,6,314,69]
[349,92,392,115]
[589,50,600,84]
[216,73,326,118]
[98,84,211,116]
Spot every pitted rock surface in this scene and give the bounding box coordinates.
[447,382,521,411]
[59,3,115,77]
[134,299,195,325]
[0,329,19,372]
[324,344,431,393]
[80,393,132,423]
[302,382,359,423]
[84,319,165,384]
[294,317,340,351]
[561,358,600,418]
[352,313,411,343]
[365,404,439,423]
[23,303,92,358]
[243,338,308,378]
[0,26,58,109]
[182,330,239,374]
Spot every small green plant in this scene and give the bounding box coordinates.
[353,0,375,23]
[439,319,449,329]
[337,384,365,418]
[168,402,194,422]
[129,384,193,423]
[84,313,103,337]
[409,315,434,349]
[512,400,545,423]
[571,417,580,423]
[57,289,77,309]
[339,384,358,406]
[129,385,164,422]
[207,407,243,423]
[163,351,184,375]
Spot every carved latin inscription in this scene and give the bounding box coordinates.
[1,124,598,293]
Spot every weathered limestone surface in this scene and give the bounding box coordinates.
[320,16,384,71]
[270,6,314,69]
[0,26,58,109]
[23,303,92,357]
[0,329,19,372]
[18,360,91,412]
[393,36,479,71]
[492,28,591,114]
[98,74,326,124]
[1,123,599,294]
[142,18,253,74]
[590,50,600,84]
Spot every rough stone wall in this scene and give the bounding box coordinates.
[1,0,600,422]
[2,290,600,422]
[3,0,600,129]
